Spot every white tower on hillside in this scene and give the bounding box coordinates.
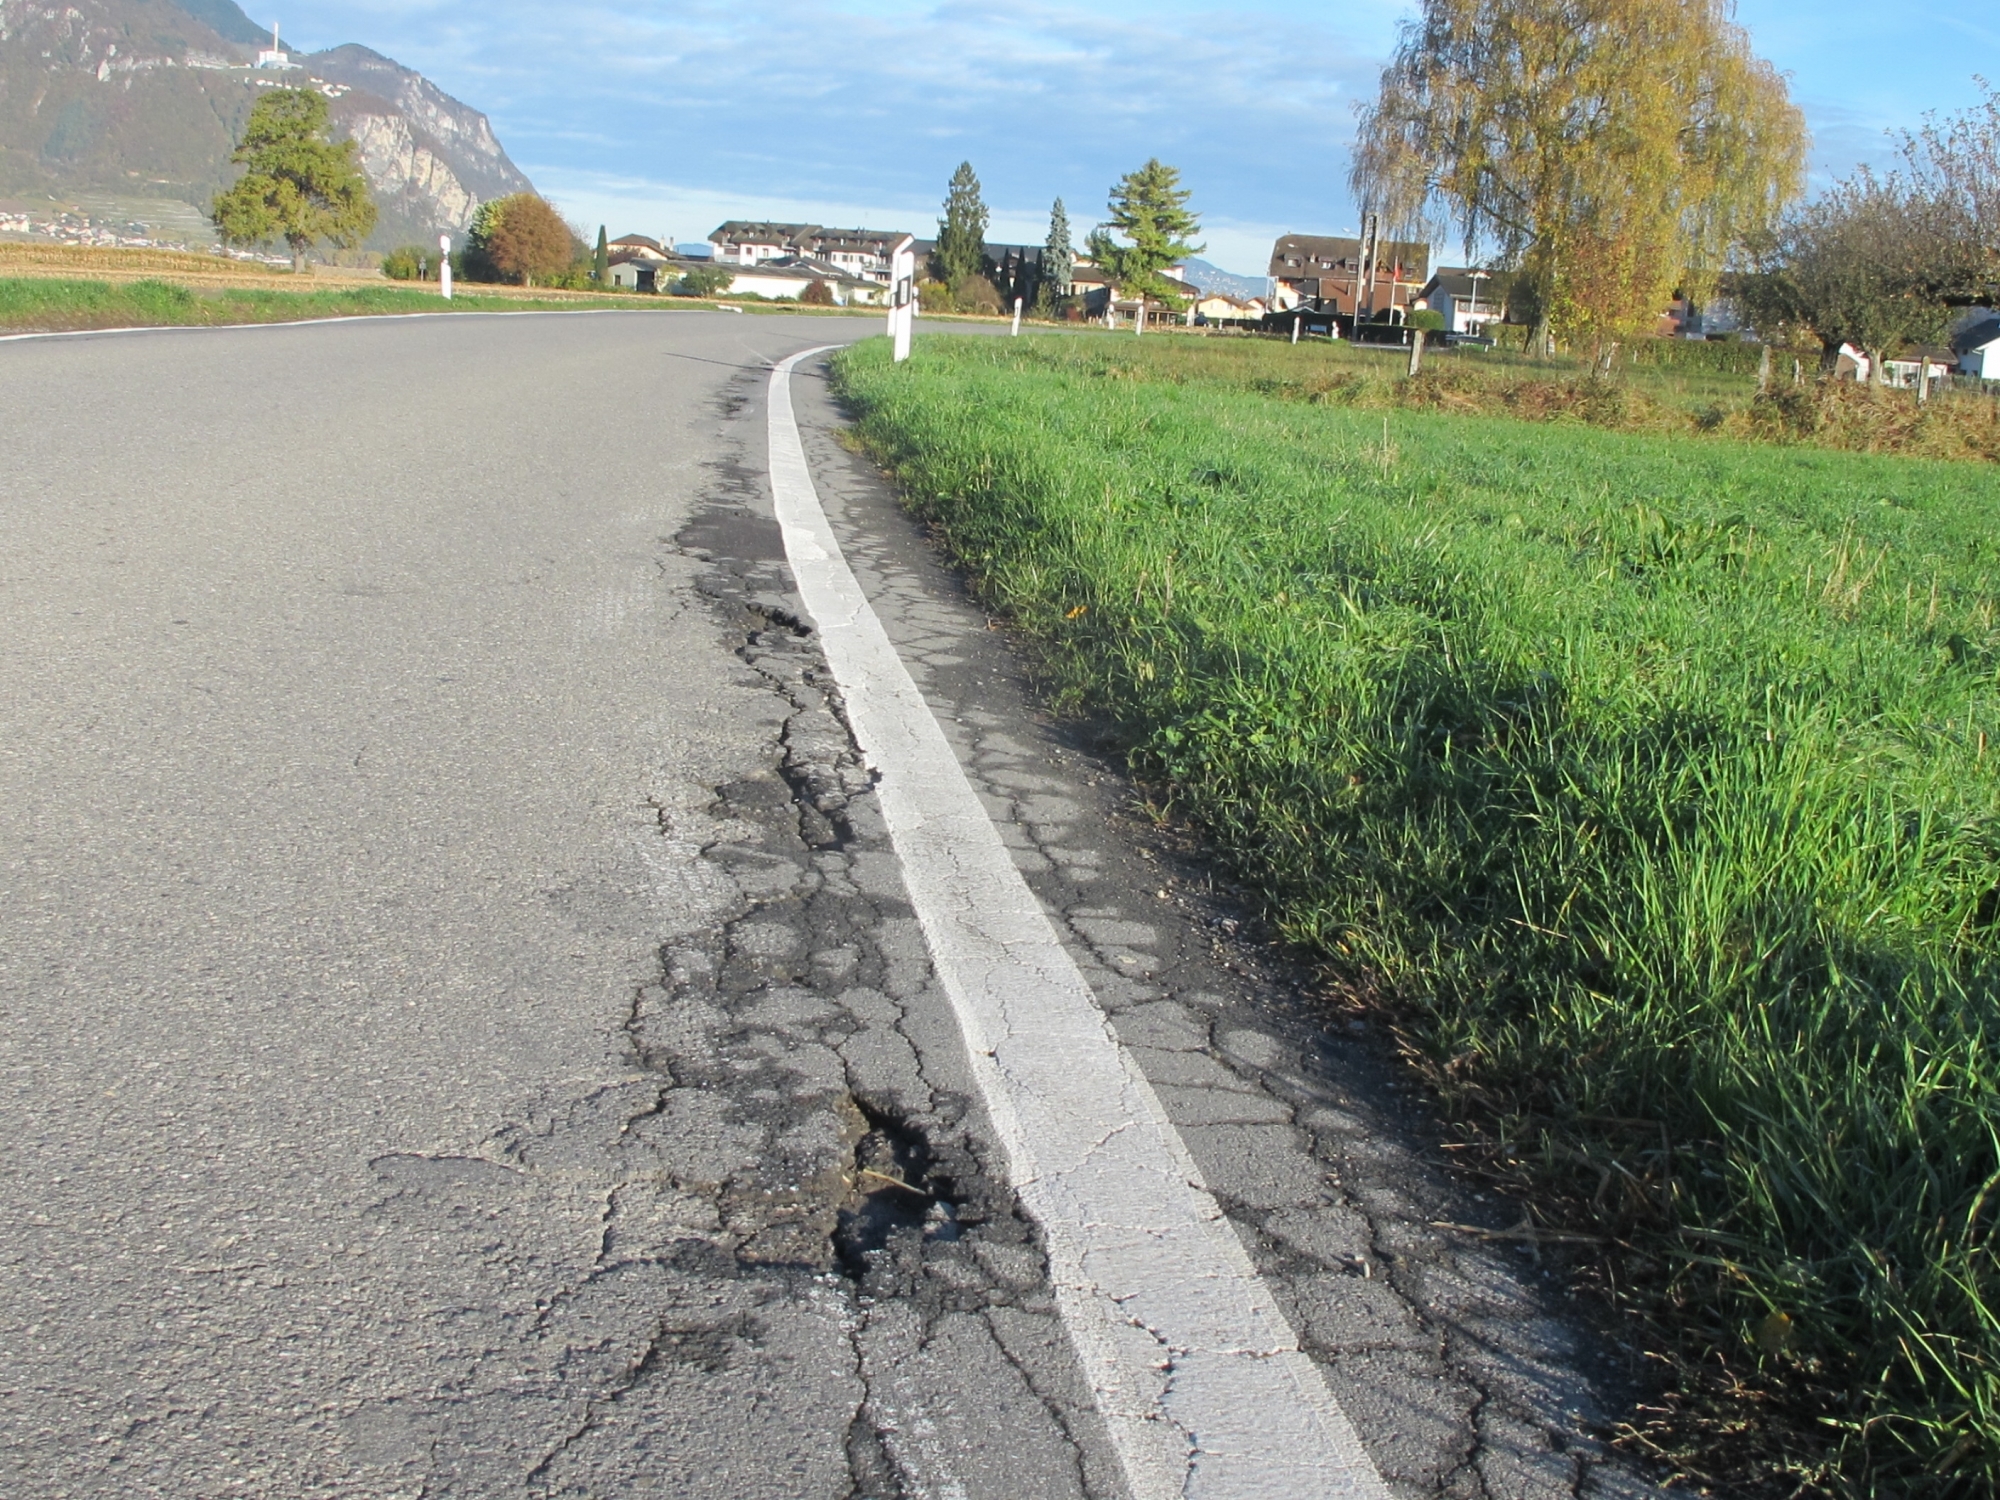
[256,21,298,69]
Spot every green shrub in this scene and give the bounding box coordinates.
[950,274,1003,314]
[673,263,733,298]
[1407,308,1446,332]
[380,246,427,281]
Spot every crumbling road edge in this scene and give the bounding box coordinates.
[766,346,1392,1500]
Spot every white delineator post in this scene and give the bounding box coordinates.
[439,233,453,301]
[1135,301,1147,336]
[888,235,916,363]
[1011,297,1023,336]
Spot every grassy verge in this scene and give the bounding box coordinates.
[1067,330,2000,463]
[0,276,880,333]
[834,334,2000,1496]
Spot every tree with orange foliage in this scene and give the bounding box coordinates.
[1352,0,1806,354]
[467,194,577,288]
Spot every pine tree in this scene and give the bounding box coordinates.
[1036,198,1073,315]
[934,162,989,287]
[1085,160,1202,308]
[593,225,609,285]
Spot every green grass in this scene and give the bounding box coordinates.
[1081,331,2000,461]
[834,334,2000,1496]
[0,276,851,332]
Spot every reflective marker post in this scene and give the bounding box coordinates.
[439,233,453,301]
[888,235,916,362]
[1011,297,1023,336]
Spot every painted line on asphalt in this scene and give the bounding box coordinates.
[0,305,855,345]
[766,346,1391,1500]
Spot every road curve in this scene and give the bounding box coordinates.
[1,311,1647,1498]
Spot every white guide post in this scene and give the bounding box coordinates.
[1136,301,1146,336]
[439,233,452,301]
[1011,297,1023,336]
[888,235,916,363]
[1292,313,1301,344]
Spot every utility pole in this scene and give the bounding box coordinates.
[1357,211,1380,321]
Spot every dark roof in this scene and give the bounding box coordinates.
[1268,233,1429,282]
[1421,267,1512,301]
[609,234,662,251]
[810,228,910,253]
[1952,314,2000,354]
[710,221,819,245]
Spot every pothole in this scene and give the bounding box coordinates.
[836,1099,968,1286]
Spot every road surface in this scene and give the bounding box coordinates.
[0,311,1648,1497]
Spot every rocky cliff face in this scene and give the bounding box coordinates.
[0,0,534,250]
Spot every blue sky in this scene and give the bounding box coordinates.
[277,1,1998,276]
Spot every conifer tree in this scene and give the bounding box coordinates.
[593,225,609,285]
[1036,198,1073,315]
[934,162,989,286]
[1086,160,1202,308]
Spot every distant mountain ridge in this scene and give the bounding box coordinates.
[0,0,534,249]
[1178,258,1270,302]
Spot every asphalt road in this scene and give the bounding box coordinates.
[1,310,1649,1498]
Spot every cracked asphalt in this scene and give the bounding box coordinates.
[2,312,1650,1497]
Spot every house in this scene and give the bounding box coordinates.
[712,258,885,306]
[1882,347,1956,390]
[1269,234,1429,320]
[1193,291,1267,324]
[609,234,670,262]
[606,255,660,292]
[1955,313,2000,381]
[1414,268,1509,335]
[706,223,910,282]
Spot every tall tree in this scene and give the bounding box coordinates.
[1086,160,1202,308]
[593,225,609,286]
[1740,170,1958,379]
[934,162,989,287]
[473,194,576,288]
[1892,82,2000,309]
[1036,198,1073,316]
[210,88,376,274]
[1351,0,1805,352]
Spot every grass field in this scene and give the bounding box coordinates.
[1059,330,2000,463]
[834,334,2000,1495]
[0,275,889,333]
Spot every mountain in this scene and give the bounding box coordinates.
[1178,258,1271,302]
[0,0,534,249]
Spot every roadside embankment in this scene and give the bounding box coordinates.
[832,334,2000,1496]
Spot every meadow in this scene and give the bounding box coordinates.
[834,334,2000,1495]
[0,276,683,332]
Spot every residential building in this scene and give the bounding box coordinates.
[1268,234,1429,320]
[706,223,910,282]
[1883,347,1956,390]
[606,255,661,292]
[608,234,669,262]
[1955,312,2000,381]
[1414,268,1510,335]
[1193,291,1267,324]
[713,257,885,306]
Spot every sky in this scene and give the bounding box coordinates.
[274,1,2000,278]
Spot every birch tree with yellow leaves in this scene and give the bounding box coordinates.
[1351,0,1806,355]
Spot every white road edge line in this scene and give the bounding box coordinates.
[0,305,815,346]
[767,346,1392,1500]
